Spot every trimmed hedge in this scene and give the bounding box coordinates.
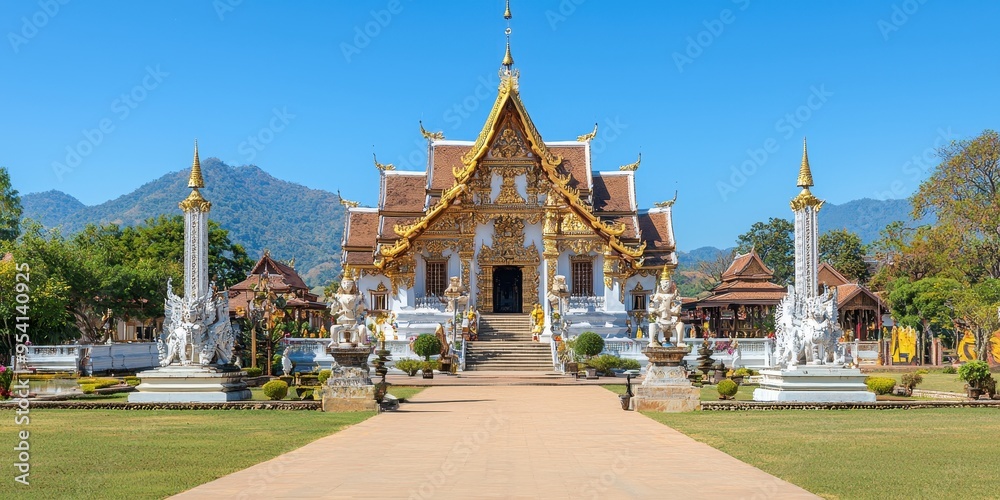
[262,380,289,400]
[395,359,422,376]
[77,378,119,389]
[80,384,97,394]
[318,369,332,385]
[865,376,896,395]
[573,332,604,358]
[413,334,442,360]
[717,379,739,398]
[244,367,263,377]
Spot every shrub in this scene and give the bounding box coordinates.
[901,372,923,390]
[421,360,440,373]
[916,368,929,375]
[587,354,621,376]
[124,377,141,387]
[262,380,289,400]
[318,369,332,385]
[80,384,97,394]
[77,378,119,389]
[733,367,757,377]
[573,332,604,359]
[958,360,991,386]
[865,376,896,395]
[395,359,422,376]
[244,367,263,377]
[942,366,958,374]
[296,388,315,400]
[717,379,738,398]
[619,358,641,371]
[413,334,442,361]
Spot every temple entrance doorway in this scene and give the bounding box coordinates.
[493,266,522,313]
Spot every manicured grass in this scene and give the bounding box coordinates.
[248,385,425,401]
[865,370,966,393]
[647,408,1000,499]
[0,409,373,499]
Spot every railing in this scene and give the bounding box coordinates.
[853,341,880,366]
[568,295,605,310]
[602,337,649,357]
[414,295,445,311]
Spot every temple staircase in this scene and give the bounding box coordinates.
[465,313,553,371]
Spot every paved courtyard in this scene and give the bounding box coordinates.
[175,385,817,499]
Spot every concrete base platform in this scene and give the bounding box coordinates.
[632,385,701,412]
[128,365,251,403]
[753,366,875,403]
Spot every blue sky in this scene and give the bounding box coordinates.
[2,0,998,250]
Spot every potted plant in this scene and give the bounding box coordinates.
[731,367,755,386]
[958,360,993,399]
[559,337,579,375]
[395,358,421,376]
[573,331,604,379]
[413,333,442,379]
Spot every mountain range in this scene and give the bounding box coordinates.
[21,162,931,288]
[21,159,347,289]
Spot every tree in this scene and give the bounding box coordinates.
[0,241,75,364]
[736,218,794,285]
[869,222,961,291]
[695,248,738,292]
[954,279,1000,360]
[819,229,870,283]
[0,167,22,242]
[887,277,963,357]
[912,129,1000,279]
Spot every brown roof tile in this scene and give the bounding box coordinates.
[818,263,850,287]
[429,144,471,190]
[637,211,674,250]
[551,145,589,191]
[592,173,633,213]
[345,210,378,248]
[378,216,420,240]
[721,251,774,281]
[345,250,374,266]
[382,174,427,212]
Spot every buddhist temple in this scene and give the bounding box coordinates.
[338,4,677,367]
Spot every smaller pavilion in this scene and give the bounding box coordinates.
[817,263,885,341]
[228,252,329,330]
[684,250,787,338]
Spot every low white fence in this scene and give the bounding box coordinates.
[21,343,160,375]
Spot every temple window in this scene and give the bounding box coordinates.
[370,291,389,311]
[425,259,447,297]
[631,293,647,312]
[571,259,594,296]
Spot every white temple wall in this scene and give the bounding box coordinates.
[523,221,544,305]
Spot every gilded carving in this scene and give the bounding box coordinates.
[489,123,529,159]
[560,213,590,234]
[494,167,526,205]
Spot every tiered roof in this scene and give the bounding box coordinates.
[343,73,676,273]
[817,262,886,311]
[692,250,788,307]
[228,252,327,312]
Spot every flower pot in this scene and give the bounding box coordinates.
[422,370,434,379]
[565,362,579,374]
[585,367,598,379]
[732,376,744,386]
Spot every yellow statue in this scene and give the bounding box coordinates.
[531,303,545,332]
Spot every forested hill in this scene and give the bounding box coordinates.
[819,198,934,243]
[21,158,347,288]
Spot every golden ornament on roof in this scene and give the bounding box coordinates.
[619,152,641,171]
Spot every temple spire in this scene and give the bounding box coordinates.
[188,139,205,189]
[796,137,814,189]
[501,0,514,69]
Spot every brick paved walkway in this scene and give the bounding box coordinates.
[175,386,817,499]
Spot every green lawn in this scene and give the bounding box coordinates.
[0,409,372,499]
[865,370,967,393]
[647,408,1000,499]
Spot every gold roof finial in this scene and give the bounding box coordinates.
[619,152,641,171]
[188,139,205,189]
[577,123,598,142]
[373,152,395,171]
[797,137,814,188]
[419,120,445,141]
[501,0,514,69]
